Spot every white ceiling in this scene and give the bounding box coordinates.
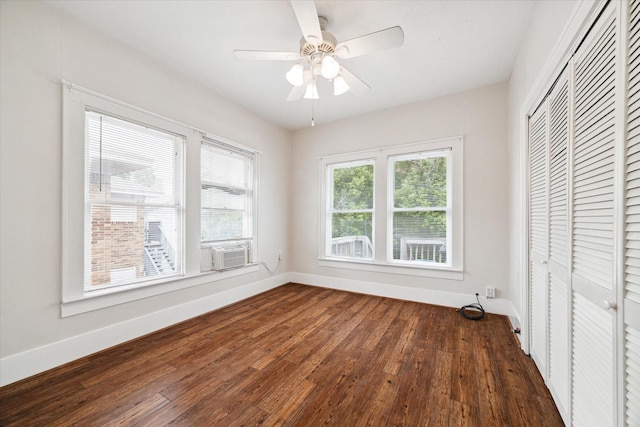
[50,0,535,130]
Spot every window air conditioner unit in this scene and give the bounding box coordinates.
[211,245,248,271]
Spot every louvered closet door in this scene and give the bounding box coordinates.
[624,1,640,425]
[571,2,618,426]
[528,103,549,380]
[546,68,570,422]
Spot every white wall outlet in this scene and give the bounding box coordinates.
[485,287,495,299]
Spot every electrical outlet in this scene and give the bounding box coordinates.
[485,287,495,299]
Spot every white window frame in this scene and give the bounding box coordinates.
[319,137,463,280]
[388,149,452,268]
[83,109,185,291]
[200,136,258,271]
[62,83,259,317]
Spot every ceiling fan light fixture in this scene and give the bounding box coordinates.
[286,63,305,86]
[304,80,319,99]
[333,75,350,96]
[321,55,340,79]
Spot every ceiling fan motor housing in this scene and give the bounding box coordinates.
[300,24,337,56]
[300,32,336,56]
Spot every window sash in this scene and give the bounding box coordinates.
[326,160,375,260]
[200,139,255,245]
[83,110,184,291]
[389,150,451,266]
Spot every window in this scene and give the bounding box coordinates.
[326,160,374,260]
[200,138,256,271]
[85,111,183,291]
[320,137,463,277]
[390,150,450,267]
[62,83,260,316]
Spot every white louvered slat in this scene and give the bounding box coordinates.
[549,274,569,418]
[570,3,618,426]
[531,259,548,375]
[572,292,614,427]
[573,6,617,292]
[625,324,640,426]
[549,76,569,268]
[626,2,640,425]
[529,103,549,379]
[545,70,570,422]
[530,106,548,259]
[628,0,640,306]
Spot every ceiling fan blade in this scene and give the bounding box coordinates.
[335,26,404,59]
[340,66,370,96]
[290,0,323,46]
[234,50,301,61]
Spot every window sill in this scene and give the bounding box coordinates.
[318,258,463,280]
[61,264,259,317]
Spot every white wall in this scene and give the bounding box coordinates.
[290,83,510,310]
[0,0,291,385]
[507,0,598,335]
[1,0,587,386]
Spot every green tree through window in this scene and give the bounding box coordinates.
[392,152,448,263]
[329,162,374,258]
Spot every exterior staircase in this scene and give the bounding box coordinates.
[144,243,175,275]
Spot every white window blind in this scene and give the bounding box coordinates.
[390,150,450,266]
[326,160,374,260]
[200,138,254,245]
[85,110,183,291]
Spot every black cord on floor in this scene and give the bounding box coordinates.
[459,293,486,320]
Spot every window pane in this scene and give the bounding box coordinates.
[201,145,248,188]
[201,208,246,241]
[201,186,246,210]
[394,155,447,208]
[201,141,253,244]
[392,211,447,263]
[85,111,182,291]
[87,205,180,288]
[330,212,373,258]
[333,164,373,209]
[87,112,178,205]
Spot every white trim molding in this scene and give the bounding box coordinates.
[289,272,517,318]
[1,274,287,387]
[1,271,518,387]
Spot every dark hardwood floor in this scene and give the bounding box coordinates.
[0,283,563,426]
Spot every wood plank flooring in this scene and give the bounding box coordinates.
[0,283,564,426]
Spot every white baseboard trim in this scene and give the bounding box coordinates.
[289,272,518,318]
[0,274,288,387]
[1,271,520,387]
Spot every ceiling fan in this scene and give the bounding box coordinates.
[233,0,404,102]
